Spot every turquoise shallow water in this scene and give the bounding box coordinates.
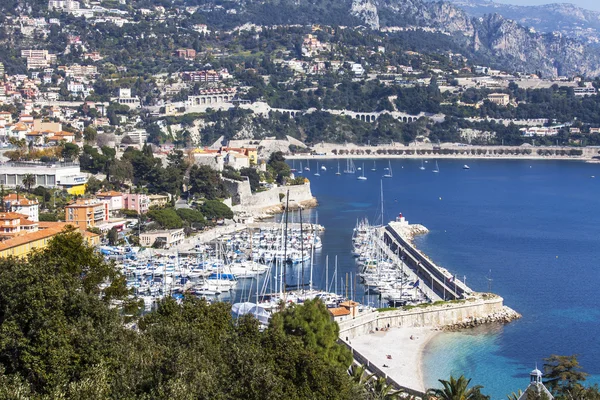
[288,158,600,399]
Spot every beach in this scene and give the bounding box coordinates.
[350,327,440,393]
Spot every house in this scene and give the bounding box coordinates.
[328,307,351,322]
[122,193,150,214]
[96,191,123,214]
[148,194,169,208]
[517,367,554,400]
[139,228,185,248]
[351,63,365,77]
[487,93,510,106]
[3,194,39,222]
[0,222,100,258]
[64,199,109,229]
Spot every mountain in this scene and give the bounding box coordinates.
[365,0,600,77]
[438,0,600,44]
[205,0,600,77]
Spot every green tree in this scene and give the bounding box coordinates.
[428,375,486,400]
[270,298,352,369]
[176,208,206,225]
[240,167,261,192]
[83,126,98,143]
[0,229,129,393]
[147,207,183,229]
[107,227,119,245]
[21,173,35,192]
[188,165,228,200]
[543,355,588,397]
[200,199,233,220]
[62,142,80,162]
[369,376,402,400]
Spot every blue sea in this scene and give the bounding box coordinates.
[286,158,600,399]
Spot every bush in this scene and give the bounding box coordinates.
[201,200,233,220]
[147,208,183,229]
[39,212,58,222]
[176,208,206,225]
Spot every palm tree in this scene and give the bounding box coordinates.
[22,174,36,192]
[350,364,374,385]
[369,376,402,400]
[428,375,483,400]
[507,389,523,400]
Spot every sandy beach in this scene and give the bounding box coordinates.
[350,327,440,393]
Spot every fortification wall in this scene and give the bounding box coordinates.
[338,296,513,339]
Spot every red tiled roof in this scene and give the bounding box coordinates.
[329,307,351,317]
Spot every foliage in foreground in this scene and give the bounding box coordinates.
[0,230,360,399]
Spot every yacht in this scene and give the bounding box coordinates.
[463,164,470,170]
[357,163,367,180]
[383,160,392,178]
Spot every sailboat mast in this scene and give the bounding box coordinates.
[380,179,384,225]
[325,255,329,294]
[282,190,290,295]
[300,205,305,294]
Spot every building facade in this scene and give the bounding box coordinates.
[65,200,109,229]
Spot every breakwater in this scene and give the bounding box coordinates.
[338,294,519,340]
[383,221,471,301]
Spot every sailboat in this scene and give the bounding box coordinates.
[419,160,426,170]
[383,160,392,178]
[357,163,367,180]
[298,161,303,174]
[336,161,341,175]
[371,161,376,171]
[314,162,321,176]
[304,160,310,171]
[344,159,356,174]
[432,161,439,173]
[291,160,297,172]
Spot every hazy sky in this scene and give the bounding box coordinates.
[492,0,600,11]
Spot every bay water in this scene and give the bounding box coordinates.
[288,158,600,399]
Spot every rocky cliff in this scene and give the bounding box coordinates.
[369,0,600,77]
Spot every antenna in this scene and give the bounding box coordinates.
[486,269,493,292]
[380,179,384,226]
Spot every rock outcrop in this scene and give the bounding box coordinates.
[351,0,380,29]
[443,305,522,331]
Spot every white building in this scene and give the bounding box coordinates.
[96,191,123,214]
[0,162,87,190]
[140,229,185,248]
[520,127,559,137]
[351,63,365,77]
[517,367,554,400]
[3,194,39,222]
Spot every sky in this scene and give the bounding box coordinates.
[492,0,600,11]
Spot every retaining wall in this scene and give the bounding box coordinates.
[338,296,505,339]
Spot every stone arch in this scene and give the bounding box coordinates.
[218,96,223,102]
[201,97,206,104]
[402,116,407,123]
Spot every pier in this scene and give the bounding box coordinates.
[382,220,473,301]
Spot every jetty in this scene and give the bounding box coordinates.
[383,217,472,301]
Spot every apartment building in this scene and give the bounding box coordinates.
[65,199,109,229]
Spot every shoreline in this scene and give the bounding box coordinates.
[286,154,590,161]
[351,326,441,393]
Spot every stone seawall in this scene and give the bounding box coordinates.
[338,295,520,340]
[225,179,316,216]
